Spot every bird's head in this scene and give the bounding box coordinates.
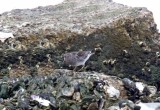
[63,53,69,60]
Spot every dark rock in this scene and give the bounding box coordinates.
[18,97,31,110]
[0,84,11,99]
[0,0,160,109]
[0,0,159,85]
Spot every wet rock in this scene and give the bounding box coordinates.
[107,105,120,110]
[31,95,51,107]
[0,69,158,109]
[155,97,160,102]
[0,0,159,86]
[0,98,3,103]
[122,77,159,103]
[122,78,136,89]
[98,98,105,110]
[61,86,75,97]
[122,78,138,94]
[87,102,99,110]
[0,83,11,99]
[135,82,146,93]
[0,0,160,108]
[18,97,31,110]
[146,86,157,97]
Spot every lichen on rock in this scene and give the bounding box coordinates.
[0,0,160,109]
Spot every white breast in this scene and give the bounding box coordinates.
[76,54,92,66]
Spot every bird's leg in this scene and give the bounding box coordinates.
[73,66,77,71]
[78,65,85,72]
[72,66,77,77]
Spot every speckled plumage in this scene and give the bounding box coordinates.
[63,51,93,71]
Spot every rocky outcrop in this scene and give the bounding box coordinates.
[0,69,158,109]
[0,0,159,83]
[0,0,160,91]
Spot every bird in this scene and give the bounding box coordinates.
[8,56,31,78]
[119,99,160,110]
[63,50,94,71]
[36,54,55,76]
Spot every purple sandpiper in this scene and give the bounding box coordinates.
[63,50,94,71]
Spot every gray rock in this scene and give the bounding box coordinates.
[0,0,160,109]
[0,0,159,85]
[61,86,75,97]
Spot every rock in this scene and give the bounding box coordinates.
[0,69,126,109]
[0,0,160,109]
[31,95,51,107]
[0,84,10,99]
[135,82,146,93]
[0,0,160,86]
[73,92,81,101]
[122,78,136,90]
[0,69,158,109]
[18,97,30,110]
[104,85,120,99]
[0,32,14,42]
[61,86,75,97]
[87,102,99,110]
[122,78,157,98]
[146,86,157,97]
[99,98,105,110]
[155,97,160,102]
[107,105,120,110]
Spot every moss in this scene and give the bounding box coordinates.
[0,4,159,87]
[150,65,160,83]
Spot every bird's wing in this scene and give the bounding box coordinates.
[77,51,88,59]
[76,51,87,61]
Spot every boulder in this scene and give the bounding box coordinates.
[0,0,160,87]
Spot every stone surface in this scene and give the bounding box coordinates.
[0,69,156,109]
[0,0,160,101]
[0,69,127,109]
[0,0,159,83]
